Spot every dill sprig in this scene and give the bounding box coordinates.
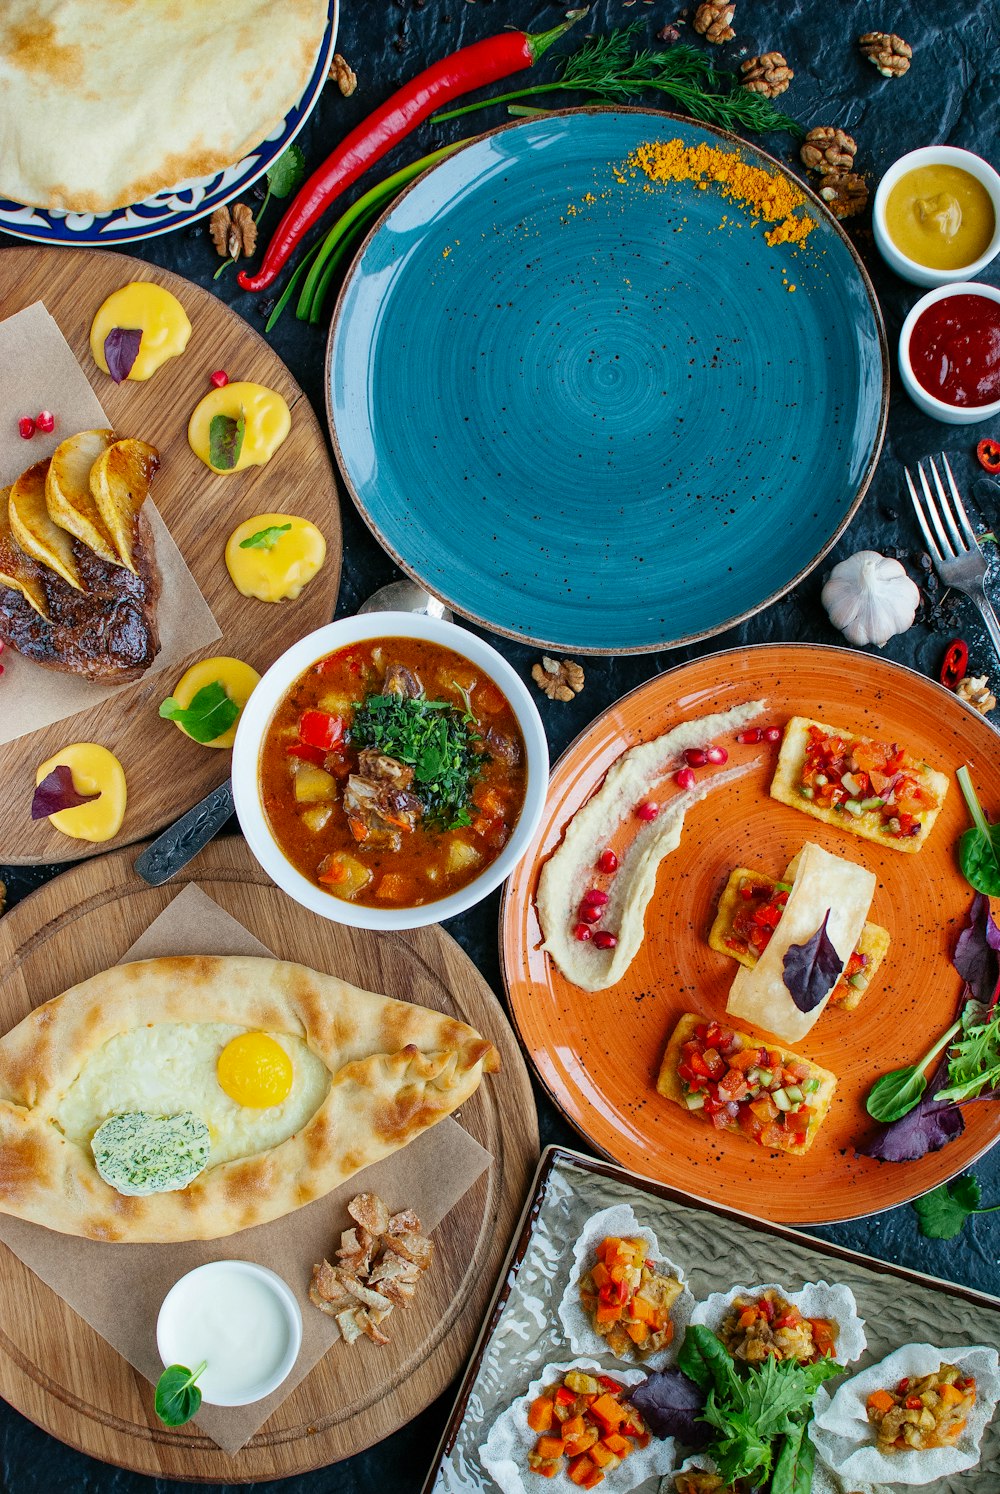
[432,29,801,137]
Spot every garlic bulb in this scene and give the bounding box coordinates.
[821,550,920,648]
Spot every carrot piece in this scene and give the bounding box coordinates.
[867,1389,896,1413]
[535,1436,565,1460]
[589,1261,611,1290]
[527,1396,554,1432]
[590,1395,626,1432]
[601,1432,631,1457]
[625,1320,649,1345]
[561,1415,586,1438]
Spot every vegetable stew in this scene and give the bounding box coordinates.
[258,636,527,907]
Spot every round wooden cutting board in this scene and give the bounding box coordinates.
[0,838,538,1481]
[0,247,342,865]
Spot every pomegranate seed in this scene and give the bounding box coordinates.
[573,922,593,942]
[764,726,782,743]
[737,727,763,744]
[210,369,230,388]
[636,801,659,821]
[684,747,708,768]
[582,888,609,907]
[675,767,696,791]
[594,930,618,950]
[35,409,55,434]
[598,849,618,874]
[17,416,34,439]
[579,902,603,924]
[706,744,729,764]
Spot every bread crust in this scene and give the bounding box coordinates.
[0,955,497,1242]
[655,1012,836,1156]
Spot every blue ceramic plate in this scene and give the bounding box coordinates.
[0,2,338,246]
[328,109,888,654]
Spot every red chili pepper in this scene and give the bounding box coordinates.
[237,12,586,292]
[977,437,1000,474]
[940,638,969,690]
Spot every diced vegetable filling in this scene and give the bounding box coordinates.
[866,1364,976,1452]
[717,1288,837,1365]
[725,874,869,1004]
[799,726,939,839]
[677,1022,819,1148]
[526,1371,650,1485]
[579,1236,683,1359]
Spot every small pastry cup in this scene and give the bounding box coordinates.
[688,1280,867,1366]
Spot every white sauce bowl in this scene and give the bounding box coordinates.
[156,1260,302,1408]
[898,281,1000,425]
[873,145,1000,287]
[232,611,549,929]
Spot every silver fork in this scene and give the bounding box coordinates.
[905,453,1000,666]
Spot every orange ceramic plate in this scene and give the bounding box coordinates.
[502,644,1000,1224]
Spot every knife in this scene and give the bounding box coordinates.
[133,778,235,886]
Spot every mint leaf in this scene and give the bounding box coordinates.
[104,326,142,383]
[239,522,291,551]
[266,144,305,199]
[160,682,240,744]
[783,911,843,1012]
[31,765,100,820]
[913,1175,982,1239]
[208,409,245,471]
[154,1362,206,1427]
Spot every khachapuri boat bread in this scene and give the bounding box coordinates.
[0,0,330,212]
[725,841,877,1044]
[770,716,949,852]
[0,955,498,1242]
[657,1013,837,1154]
[537,702,766,993]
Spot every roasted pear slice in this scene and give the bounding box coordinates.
[9,459,82,590]
[89,438,160,573]
[45,428,118,563]
[0,485,50,619]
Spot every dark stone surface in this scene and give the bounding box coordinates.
[2,0,999,1488]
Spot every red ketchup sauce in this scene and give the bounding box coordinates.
[909,293,1000,407]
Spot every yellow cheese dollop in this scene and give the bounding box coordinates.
[35,743,127,842]
[187,382,291,475]
[90,283,192,382]
[225,512,327,602]
[167,656,260,749]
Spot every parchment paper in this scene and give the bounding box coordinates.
[0,302,220,742]
[0,884,493,1452]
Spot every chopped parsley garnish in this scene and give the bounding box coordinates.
[350,692,484,829]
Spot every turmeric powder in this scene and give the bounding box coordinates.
[626,138,817,249]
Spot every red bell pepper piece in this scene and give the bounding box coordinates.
[299,709,344,751]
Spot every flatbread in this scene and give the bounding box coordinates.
[0,955,498,1242]
[0,0,329,212]
[725,842,876,1043]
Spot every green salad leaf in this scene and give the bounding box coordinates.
[350,691,483,828]
[957,764,1000,896]
[239,522,291,551]
[154,1361,206,1427]
[208,409,245,471]
[159,682,240,744]
[912,1175,989,1239]
[266,144,305,199]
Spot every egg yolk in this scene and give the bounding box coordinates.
[216,1033,294,1109]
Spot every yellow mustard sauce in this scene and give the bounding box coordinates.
[885,164,995,270]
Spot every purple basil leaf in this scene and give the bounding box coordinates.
[858,1059,966,1162]
[30,765,100,820]
[104,326,142,384]
[629,1368,710,1447]
[783,910,843,1012]
[954,893,1000,1008]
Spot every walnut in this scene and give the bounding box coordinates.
[800,127,857,176]
[208,202,257,261]
[329,53,357,96]
[957,675,996,714]
[692,1,735,44]
[740,52,793,98]
[531,657,585,702]
[858,31,912,78]
[819,172,869,220]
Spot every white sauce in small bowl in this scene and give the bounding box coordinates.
[156,1260,302,1406]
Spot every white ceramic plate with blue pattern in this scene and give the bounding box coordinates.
[0,0,338,246]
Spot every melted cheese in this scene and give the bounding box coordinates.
[188,382,291,474]
[35,742,127,842]
[225,512,326,601]
[168,656,260,749]
[90,283,191,382]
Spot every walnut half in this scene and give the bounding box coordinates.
[740,53,793,99]
[800,127,857,177]
[209,202,257,261]
[532,657,585,702]
[329,54,357,96]
[957,675,996,714]
[858,31,912,78]
[692,1,735,45]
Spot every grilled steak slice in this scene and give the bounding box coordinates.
[0,510,161,682]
